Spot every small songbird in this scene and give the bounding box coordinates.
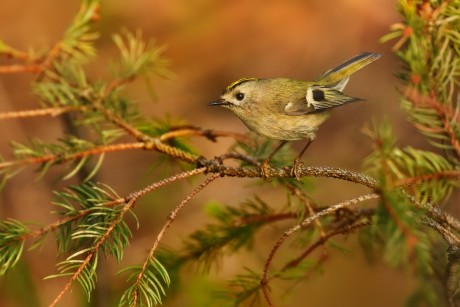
[208,52,382,178]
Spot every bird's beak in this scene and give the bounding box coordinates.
[208,98,229,106]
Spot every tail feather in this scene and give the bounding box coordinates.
[317,52,382,85]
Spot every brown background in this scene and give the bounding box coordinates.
[0,1,434,306]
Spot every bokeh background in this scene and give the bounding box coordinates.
[0,1,433,306]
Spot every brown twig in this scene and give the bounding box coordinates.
[48,167,206,306]
[235,212,297,226]
[16,168,206,246]
[49,197,136,307]
[0,64,42,74]
[0,106,83,120]
[217,151,261,166]
[0,46,31,61]
[395,170,460,187]
[24,199,124,242]
[381,196,418,262]
[132,174,219,306]
[404,88,460,159]
[0,142,147,170]
[282,220,372,271]
[287,184,326,237]
[159,127,250,144]
[0,2,100,77]
[200,162,378,189]
[260,193,379,306]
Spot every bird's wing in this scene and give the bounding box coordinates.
[284,85,362,115]
[284,52,381,115]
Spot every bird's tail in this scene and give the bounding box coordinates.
[317,52,382,86]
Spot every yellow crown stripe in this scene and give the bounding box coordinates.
[225,78,257,93]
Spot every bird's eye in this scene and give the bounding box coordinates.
[235,92,245,101]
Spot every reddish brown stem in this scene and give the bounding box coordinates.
[0,106,82,120]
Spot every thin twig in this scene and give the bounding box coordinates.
[22,168,206,244]
[282,220,372,271]
[0,106,83,120]
[404,88,460,159]
[49,197,136,307]
[132,174,219,306]
[0,64,42,74]
[261,193,379,306]
[48,168,206,306]
[159,127,250,144]
[287,184,326,237]
[395,170,460,186]
[0,142,147,170]
[381,196,418,261]
[235,212,297,226]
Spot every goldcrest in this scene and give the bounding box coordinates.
[209,52,382,178]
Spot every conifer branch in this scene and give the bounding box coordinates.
[395,170,460,187]
[0,64,42,74]
[0,1,100,76]
[48,168,205,305]
[261,193,379,306]
[14,168,206,246]
[0,106,84,120]
[50,196,136,307]
[0,142,147,170]
[282,220,372,271]
[148,175,219,253]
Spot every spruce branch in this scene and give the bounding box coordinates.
[155,197,302,278]
[0,219,28,275]
[0,64,43,74]
[420,217,460,304]
[49,197,136,307]
[143,174,219,262]
[120,174,219,307]
[0,0,100,76]
[47,168,206,306]
[0,38,31,61]
[282,220,372,272]
[15,169,205,247]
[0,106,84,120]
[261,193,380,306]
[0,142,146,170]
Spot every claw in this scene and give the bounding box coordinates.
[291,159,304,180]
[260,160,271,179]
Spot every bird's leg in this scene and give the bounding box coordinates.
[261,140,288,178]
[292,138,313,180]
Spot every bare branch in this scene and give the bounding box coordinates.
[261,193,379,306]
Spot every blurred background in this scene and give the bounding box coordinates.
[0,1,429,306]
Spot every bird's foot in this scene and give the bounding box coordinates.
[260,160,271,179]
[291,159,304,180]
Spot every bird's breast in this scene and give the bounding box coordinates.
[232,105,330,141]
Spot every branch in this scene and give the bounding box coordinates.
[0,106,83,120]
[282,220,372,271]
[50,197,136,307]
[14,168,205,247]
[395,170,460,187]
[159,126,250,144]
[404,87,460,159]
[260,193,379,306]
[0,2,100,77]
[0,142,147,170]
[132,174,219,306]
[0,64,42,74]
[48,167,206,306]
[200,161,378,189]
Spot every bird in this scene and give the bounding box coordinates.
[208,52,382,179]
